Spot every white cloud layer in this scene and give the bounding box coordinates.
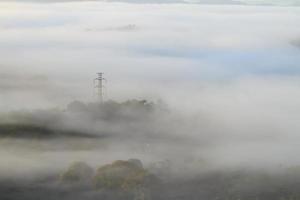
[0,1,299,109]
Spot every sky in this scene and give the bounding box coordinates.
[239,0,300,6]
[0,0,300,5]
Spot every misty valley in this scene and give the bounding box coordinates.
[0,100,299,200]
[1,0,300,199]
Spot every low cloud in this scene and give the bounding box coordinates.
[0,2,299,109]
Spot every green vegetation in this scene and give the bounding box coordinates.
[61,161,94,183]
[61,159,159,191]
[94,159,158,191]
[60,159,160,200]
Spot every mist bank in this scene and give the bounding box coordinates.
[1,83,300,199]
[0,154,300,200]
[1,86,300,168]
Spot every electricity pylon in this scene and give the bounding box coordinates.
[94,73,106,104]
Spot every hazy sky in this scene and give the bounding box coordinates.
[0,0,300,5]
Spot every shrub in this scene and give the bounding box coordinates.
[61,161,94,183]
[94,159,157,191]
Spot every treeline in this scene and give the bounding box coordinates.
[66,99,165,121]
[0,99,168,139]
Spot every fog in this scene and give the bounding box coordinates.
[0,1,300,200]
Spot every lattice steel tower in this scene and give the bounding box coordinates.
[94,73,106,103]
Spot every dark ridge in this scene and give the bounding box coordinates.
[291,39,300,48]
[0,124,99,139]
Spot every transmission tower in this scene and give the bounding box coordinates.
[94,73,106,103]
